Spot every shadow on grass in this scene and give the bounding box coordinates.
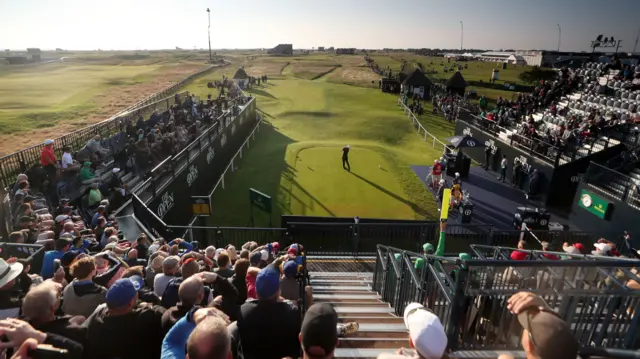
[280,111,334,118]
[246,88,277,100]
[347,171,430,218]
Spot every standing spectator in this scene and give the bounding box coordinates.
[185,317,231,359]
[498,155,508,182]
[154,256,180,297]
[160,258,213,308]
[214,251,234,278]
[161,276,204,333]
[85,278,166,359]
[230,258,249,305]
[501,292,579,359]
[233,263,301,359]
[22,281,87,345]
[62,256,107,317]
[40,238,71,279]
[61,145,79,170]
[40,139,57,182]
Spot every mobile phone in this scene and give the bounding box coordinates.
[53,259,61,273]
[28,345,69,359]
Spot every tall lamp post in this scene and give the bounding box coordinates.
[634,26,640,53]
[557,24,561,52]
[460,21,464,51]
[206,8,212,64]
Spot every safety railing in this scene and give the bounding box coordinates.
[374,244,640,353]
[584,161,640,209]
[0,61,229,189]
[397,97,453,155]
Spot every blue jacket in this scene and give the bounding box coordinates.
[40,250,65,279]
[161,309,196,359]
[168,240,193,255]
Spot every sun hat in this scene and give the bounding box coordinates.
[0,259,24,288]
[403,303,447,359]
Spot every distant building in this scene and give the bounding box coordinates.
[475,52,527,65]
[317,47,325,51]
[515,50,592,67]
[336,48,356,55]
[233,68,250,89]
[268,44,293,56]
[5,57,28,65]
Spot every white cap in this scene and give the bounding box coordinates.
[44,139,54,145]
[214,248,224,260]
[403,303,447,359]
[593,243,611,252]
[112,168,121,174]
[563,246,580,255]
[455,172,460,177]
[434,159,438,163]
[260,249,269,261]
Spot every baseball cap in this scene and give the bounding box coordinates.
[112,168,121,174]
[287,247,297,256]
[61,251,80,267]
[403,303,447,359]
[414,257,425,270]
[593,242,611,253]
[271,242,280,253]
[517,308,579,359]
[128,275,145,291]
[97,205,106,212]
[423,243,434,254]
[105,278,139,308]
[44,139,54,145]
[301,303,339,357]
[562,245,581,255]
[283,260,298,278]
[256,264,280,299]
[260,249,269,261]
[573,243,585,253]
[250,251,262,266]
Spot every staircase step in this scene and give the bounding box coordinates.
[338,338,405,349]
[318,301,388,306]
[314,294,379,300]
[312,279,372,284]
[309,272,373,277]
[312,286,370,291]
[338,316,402,324]
[336,307,395,315]
[335,348,393,359]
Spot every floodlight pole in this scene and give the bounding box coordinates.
[557,24,561,52]
[460,21,464,51]
[207,8,212,64]
[634,26,640,53]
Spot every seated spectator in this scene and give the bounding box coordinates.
[88,182,103,207]
[40,238,72,280]
[91,205,107,227]
[0,258,32,319]
[12,174,28,198]
[85,278,166,359]
[78,162,100,184]
[22,281,87,345]
[61,145,80,170]
[214,250,234,278]
[540,241,560,260]
[154,255,180,297]
[62,256,107,317]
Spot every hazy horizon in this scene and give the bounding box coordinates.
[2,0,639,53]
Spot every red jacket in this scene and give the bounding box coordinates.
[40,146,56,166]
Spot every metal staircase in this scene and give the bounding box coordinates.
[309,270,407,358]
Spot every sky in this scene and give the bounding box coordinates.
[1,0,639,52]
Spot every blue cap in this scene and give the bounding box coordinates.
[283,261,298,278]
[128,275,145,291]
[256,264,280,299]
[105,278,138,308]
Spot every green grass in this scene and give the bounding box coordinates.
[186,67,447,226]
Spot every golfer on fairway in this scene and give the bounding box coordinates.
[342,145,351,171]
